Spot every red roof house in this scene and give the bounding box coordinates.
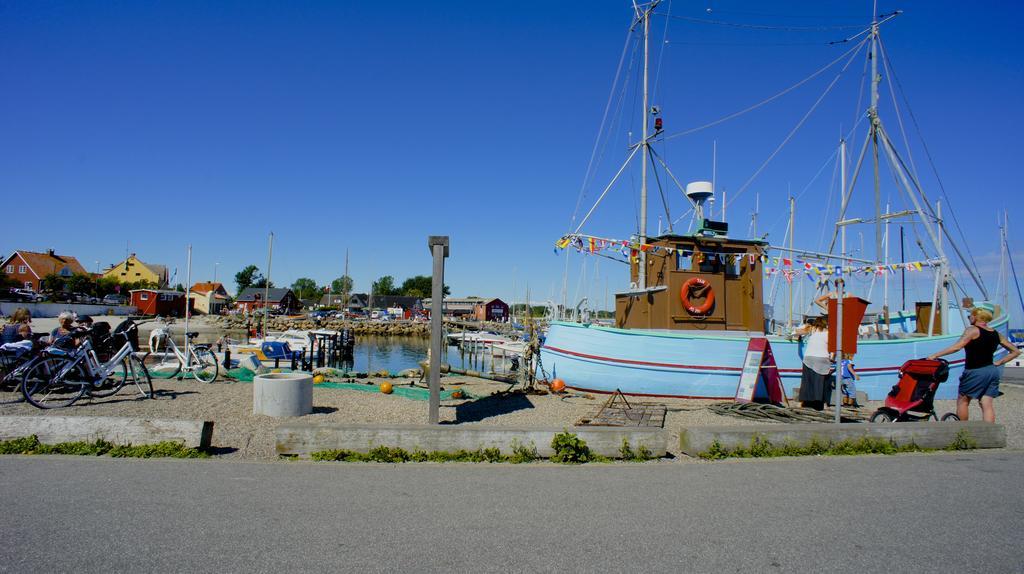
[1,249,88,291]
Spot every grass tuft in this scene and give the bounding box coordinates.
[698,432,979,460]
[0,435,208,458]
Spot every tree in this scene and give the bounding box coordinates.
[291,277,319,300]
[331,275,354,295]
[371,275,397,297]
[235,265,263,295]
[95,276,121,297]
[399,275,450,298]
[0,269,18,290]
[65,273,96,295]
[41,273,66,293]
[252,277,274,289]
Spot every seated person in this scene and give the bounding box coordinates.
[0,324,34,358]
[1,307,32,345]
[50,312,77,342]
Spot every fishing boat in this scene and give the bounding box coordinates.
[540,4,1009,400]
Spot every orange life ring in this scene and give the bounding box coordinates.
[681,277,715,315]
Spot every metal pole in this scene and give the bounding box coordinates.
[427,236,449,424]
[184,244,192,371]
[900,226,906,311]
[836,139,846,424]
[264,232,273,339]
[836,226,845,424]
[937,201,948,335]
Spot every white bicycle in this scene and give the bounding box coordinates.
[142,326,219,383]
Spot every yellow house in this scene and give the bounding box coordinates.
[103,254,169,287]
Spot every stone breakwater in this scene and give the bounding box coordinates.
[212,316,516,338]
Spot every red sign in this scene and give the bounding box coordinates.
[734,338,787,406]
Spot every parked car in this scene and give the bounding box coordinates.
[11,288,44,302]
[307,310,330,319]
[72,293,98,304]
[102,294,127,306]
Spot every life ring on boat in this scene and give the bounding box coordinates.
[681,277,715,315]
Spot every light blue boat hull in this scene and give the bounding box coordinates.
[541,314,1010,401]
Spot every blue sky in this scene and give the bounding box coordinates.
[2,1,1021,319]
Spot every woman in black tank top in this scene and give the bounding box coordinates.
[929,308,1020,423]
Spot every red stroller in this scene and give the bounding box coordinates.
[870,358,959,423]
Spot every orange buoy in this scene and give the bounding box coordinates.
[380,382,393,394]
[313,375,326,384]
[451,390,464,399]
[550,378,566,393]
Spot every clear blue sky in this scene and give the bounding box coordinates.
[2,1,1021,319]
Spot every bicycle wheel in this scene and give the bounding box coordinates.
[190,347,219,383]
[22,356,88,409]
[142,349,181,380]
[124,354,153,398]
[88,356,131,398]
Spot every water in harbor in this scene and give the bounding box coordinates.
[322,336,516,376]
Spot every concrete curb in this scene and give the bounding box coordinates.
[0,416,214,449]
[679,421,1005,457]
[276,424,667,458]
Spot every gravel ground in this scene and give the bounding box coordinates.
[3,370,1023,459]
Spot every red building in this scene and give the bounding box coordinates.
[473,298,510,322]
[130,289,188,316]
[1,249,88,291]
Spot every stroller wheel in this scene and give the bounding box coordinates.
[941,413,960,422]
[870,410,896,423]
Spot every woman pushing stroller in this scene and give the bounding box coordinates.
[929,307,1020,423]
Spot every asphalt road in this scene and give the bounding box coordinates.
[2,453,1023,573]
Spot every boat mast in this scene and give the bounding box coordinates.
[263,231,273,338]
[637,1,658,289]
[870,18,883,266]
[788,195,795,328]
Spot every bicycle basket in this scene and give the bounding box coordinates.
[112,319,140,352]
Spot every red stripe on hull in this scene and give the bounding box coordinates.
[543,345,966,374]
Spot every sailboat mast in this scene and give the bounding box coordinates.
[637,1,655,289]
[263,232,273,337]
[870,19,883,265]
[343,247,350,310]
[788,195,795,328]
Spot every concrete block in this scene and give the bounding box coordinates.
[276,424,668,458]
[679,421,1005,457]
[0,416,213,449]
[253,372,312,416]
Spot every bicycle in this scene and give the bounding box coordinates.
[0,335,49,404]
[22,320,152,409]
[142,324,218,383]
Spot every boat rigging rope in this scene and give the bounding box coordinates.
[877,36,986,296]
[1007,239,1024,317]
[569,28,637,232]
[708,401,869,423]
[662,36,867,142]
[661,13,865,32]
[724,37,868,211]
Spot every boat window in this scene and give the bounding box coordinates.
[676,251,692,271]
[724,254,741,277]
[698,253,719,274]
